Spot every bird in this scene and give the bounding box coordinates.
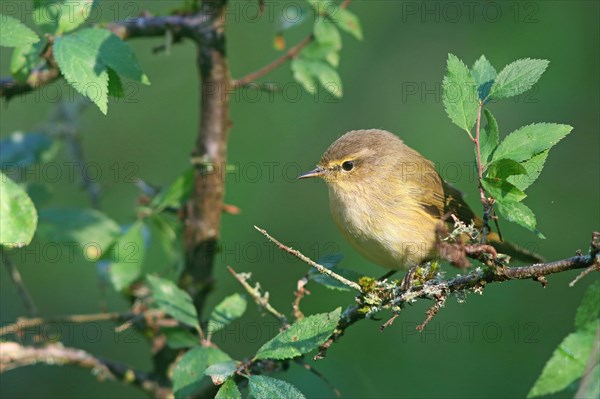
[299,129,541,270]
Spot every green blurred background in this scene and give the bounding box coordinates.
[1,1,599,398]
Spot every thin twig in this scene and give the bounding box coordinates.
[232,0,353,88]
[416,294,447,331]
[226,266,289,327]
[254,226,362,292]
[294,359,341,397]
[293,276,310,321]
[0,342,171,397]
[1,250,38,317]
[575,327,600,399]
[0,312,129,337]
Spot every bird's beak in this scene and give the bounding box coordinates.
[298,166,326,179]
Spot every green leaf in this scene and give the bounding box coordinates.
[291,58,342,97]
[146,275,200,330]
[53,32,109,114]
[495,201,544,239]
[10,40,46,82]
[107,68,125,98]
[76,28,150,85]
[0,132,55,168]
[249,375,306,399]
[215,379,241,399]
[0,14,40,48]
[481,178,526,203]
[329,8,362,40]
[507,151,548,191]
[0,172,38,248]
[487,159,527,181]
[492,123,573,163]
[313,17,341,50]
[255,307,341,360]
[575,281,600,331]
[33,1,61,34]
[53,27,150,114]
[480,109,499,167]
[163,327,199,349]
[471,55,497,100]
[299,41,340,66]
[207,293,247,335]
[442,54,479,134]
[527,328,598,398]
[105,222,146,291]
[489,58,549,100]
[57,0,95,34]
[204,360,238,385]
[36,208,120,258]
[173,345,232,399]
[149,168,194,213]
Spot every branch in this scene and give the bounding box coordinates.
[227,266,289,327]
[1,249,38,317]
[0,312,128,338]
[232,0,353,88]
[254,226,363,292]
[0,342,171,398]
[1,12,210,100]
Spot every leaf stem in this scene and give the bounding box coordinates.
[474,101,492,241]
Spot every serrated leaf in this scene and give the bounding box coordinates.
[10,40,46,82]
[204,360,237,385]
[0,14,40,48]
[291,58,316,94]
[216,379,241,399]
[442,54,479,133]
[471,55,497,100]
[487,159,527,181]
[149,168,194,213]
[163,327,199,349]
[495,201,544,239]
[299,41,339,65]
[76,28,150,85]
[37,208,120,256]
[207,293,247,335]
[0,132,55,169]
[492,123,573,163]
[107,68,124,98]
[249,375,306,399]
[329,8,362,40]
[489,58,549,100]
[57,0,95,34]
[507,150,548,191]
[105,222,146,291]
[527,328,598,398]
[481,178,526,203]
[53,33,109,114]
[173,345,232,399]
[146,275,200,330]
[480,109,499,167]
[575,281,600,331]
[0,172,38,248]
[255,307,341,360]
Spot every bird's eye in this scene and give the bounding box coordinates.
[341,161,354,171]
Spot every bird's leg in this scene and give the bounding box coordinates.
[399,265,419,291]
[377,270,397,281]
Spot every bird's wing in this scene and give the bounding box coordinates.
[441,181,482,227]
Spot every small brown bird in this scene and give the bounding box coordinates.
[299,129,539,270]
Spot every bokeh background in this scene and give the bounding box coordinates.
[1,1,599,398]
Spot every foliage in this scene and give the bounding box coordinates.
[442,54,573,237]
[528,281,600,398]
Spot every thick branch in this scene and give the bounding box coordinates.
[0,342,171,398]
[1,13,210,100]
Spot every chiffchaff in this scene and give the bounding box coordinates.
[299,129,539,270]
